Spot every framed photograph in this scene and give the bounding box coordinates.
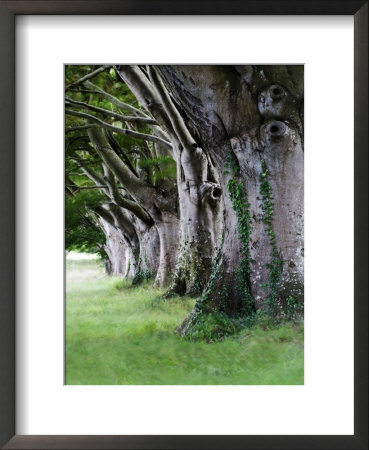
[1,1,367,449]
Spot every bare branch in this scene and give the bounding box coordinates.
[66,184,117,190]
[71,158,151,224]
[115,66,173,132]
[65,176,79,196]
[65,109,172,148]
[65,97,158,125]
[71,157,111,198]
[92,205,116,228]
[148,66,197,151]
[103,165,153,225]
[87,126,153,199]
[105,131,138,177]
[66,124,98,134]
[107,204,140,251]
[65,65,112,91]
[67,88,102,94]
[83,81,149,118]
[114,66,176,152]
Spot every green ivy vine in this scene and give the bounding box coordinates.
[226,142,254,316]
[132,253,153,285]
[259,159,283,315]
[194,236,224,314]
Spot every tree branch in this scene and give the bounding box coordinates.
[87,126,155,202]
[66,124,99,134]
[65,65,112,91]
[66,184,118,190]
[105,130,139,177]
[71,157,111,198]
[72,158,151,224]
[83,81,149,118]
[92,205,116,228]
[102,165,153,226]
[107,204,140,251]
[66,109,172,148]
[147,66,197,151]
[65,97,158,125]
[115,65,174,136]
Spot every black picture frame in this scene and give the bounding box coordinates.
[0,1,367,449]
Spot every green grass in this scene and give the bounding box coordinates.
[66,258,304,385]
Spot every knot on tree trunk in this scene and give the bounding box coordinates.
[258,84,298,120]
[265,120,287,140]
[199,182,222,204]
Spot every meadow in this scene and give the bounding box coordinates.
[66,257,304,385]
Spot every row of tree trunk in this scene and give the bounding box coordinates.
[65,65,304,332]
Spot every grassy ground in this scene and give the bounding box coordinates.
[66,258,304,385]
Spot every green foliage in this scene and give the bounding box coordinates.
[252,308,280,330]
[195,237,223,312]
[132,257,154,286]
[185,295,304,343]
[285,296,304,321]
[259,159,283,315]
[179,238,227,337]
[130,249,154,286]
[65,64,177,193]
[113,278,131,291]
[184,312,244,343]
[224,141,240,176]
[226,143,255,315]
[65,258,304,385]
[180,237,223,337]
[137,155,174,168]
[138,155,177,182]
[65,64,153,165]
[65,190,106,257]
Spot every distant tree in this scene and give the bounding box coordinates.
[65,188,106,257]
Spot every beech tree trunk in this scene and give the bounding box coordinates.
[115,65,222,295]
[135,221,161,278]
[100,219,133,277]
[167,172,222,295]
[159,65,304,330]
[87,125,179,287]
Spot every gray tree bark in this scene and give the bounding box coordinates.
[87,125,179,287]
[158,65,304,330]
[115,65,222,295]
[100,219,133,277]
